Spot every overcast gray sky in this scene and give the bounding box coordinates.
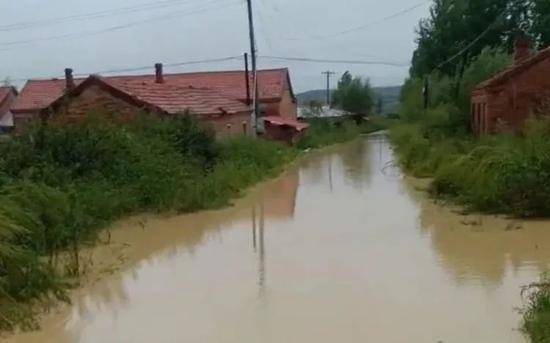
[0,0,430,92]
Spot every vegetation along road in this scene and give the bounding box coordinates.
[4,134,547,342]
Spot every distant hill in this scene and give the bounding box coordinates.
[296,86,401,115]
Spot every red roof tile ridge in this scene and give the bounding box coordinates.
[96,67,288,80]
[476,46,550,90]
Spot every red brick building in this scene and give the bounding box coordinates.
[471,38,550,135]
[263,116,309,144]
[11,66,299,136]
[0,86,17,132]
[46,72,252,137]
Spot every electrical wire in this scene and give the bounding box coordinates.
[9,55,244,82]
[0,0,242,48]
[282,1,428,41]
[260,55,410,67]
[255,0,273,52]
[0,0,204,32]
[433,12,506,71]
[323,1,428,38]
[77,56,244,76]
[8,54,411,84]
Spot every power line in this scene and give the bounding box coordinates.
[0,0,242,49]
[433,11,506,71]
[82,56,244,75]
[282,1,428,41]
[10,56,244,82]
[7,54,410,83]
[0,0,204,32]
[260,56,410,67]
[324,1,428,38]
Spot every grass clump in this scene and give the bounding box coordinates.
[522,274,550,343]
[390,117,550,217]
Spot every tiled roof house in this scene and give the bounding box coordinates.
[11,65,299,137]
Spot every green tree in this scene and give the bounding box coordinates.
[533,0,550,46]
[457,47,512,111]
[410,0,530,78]
[332,72,374,115]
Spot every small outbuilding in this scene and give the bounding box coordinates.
[472,37,550,135]
[263,116,309,144]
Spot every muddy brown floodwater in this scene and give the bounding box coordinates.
[6,134,550,343]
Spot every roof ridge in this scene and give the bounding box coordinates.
[24,68,288,82]
[476,46,550,90]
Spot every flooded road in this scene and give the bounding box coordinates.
[8,134,550,343]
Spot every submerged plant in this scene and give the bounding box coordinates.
[521,274,550,343]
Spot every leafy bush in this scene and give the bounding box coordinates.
[332,72,374,114]
[0,114,295,331]
[391,117,550,217]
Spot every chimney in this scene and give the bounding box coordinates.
[514,35,532,64]
[155,63,164,84]
[64,68,75,90]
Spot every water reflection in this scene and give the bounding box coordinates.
[407,179,550,285]
[8,135,550,343]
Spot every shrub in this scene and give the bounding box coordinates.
[522,274,550,343]
[0,114,295,331]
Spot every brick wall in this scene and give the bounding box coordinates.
[277,89,298,120]
[27,84,251,138]
[260,81,297,119]
[486,58,550,133]
[53,84,144,123]
[202,112,252,138]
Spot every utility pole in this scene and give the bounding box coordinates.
[423,76,430,110]
[246,0,259,135]
[322,71,336,107]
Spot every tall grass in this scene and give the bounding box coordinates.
[390,118,550,217]
[522,274,550,343]
[391,45,550,337]
[0,112,386,331]
[297,116,389,150]
[0,114,296,331]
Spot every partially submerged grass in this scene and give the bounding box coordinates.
[297,115,390,150]
[0,112,375,332]
[0,115,297,331]
[522,274,550,343]
[389,117,550,217]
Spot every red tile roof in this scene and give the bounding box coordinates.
[263,116,309,131]
[47,75,252,116]
[12,68,293,113]
[475,47,550,90]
